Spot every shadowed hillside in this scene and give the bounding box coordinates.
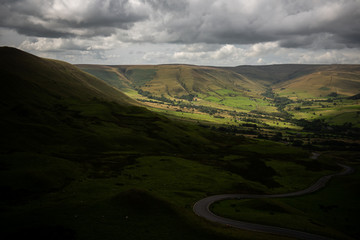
[0,47,247,240]
[0,47,136,106]
[1,48,358,240]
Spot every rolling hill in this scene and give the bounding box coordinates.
[1,47,359,240]
[0,47,253,240]
[79,64,265,98]
[274,65,360,99]
[79,63,360,100]
[223,64,324,85]
[79,63,360,128]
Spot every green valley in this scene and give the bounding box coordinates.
[0,47,359,240]
[79,63,360,148]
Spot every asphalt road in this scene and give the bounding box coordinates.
[193,164,353,240]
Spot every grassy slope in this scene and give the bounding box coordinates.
[0,48,245,240]
[211,156,360,239]
[275,65,360,99]
[223,64,325,85]
[78,64,360,101]
[90,64,265,97]
[1,48,357,240]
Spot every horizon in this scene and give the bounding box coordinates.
[1,1,360,66]
[3,45,360,68]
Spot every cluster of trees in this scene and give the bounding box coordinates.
[137,89,173,103]
[137,89,221,115]
[261,88,293,118]
[177,102,219,115]
[261,88,275,98]
[294,118,359,138]
[175,94,197,101]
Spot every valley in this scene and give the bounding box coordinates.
[79,64,360,150]
[0,47,359,240]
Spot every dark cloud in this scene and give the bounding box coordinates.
[1,0,359,50]
[142,0,360,49]
[144,0,188,12]
[0,0,148,38]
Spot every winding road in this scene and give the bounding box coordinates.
[193,164,353,240]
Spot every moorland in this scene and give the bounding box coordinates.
[0,47,359,240]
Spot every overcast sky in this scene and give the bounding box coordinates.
[1,0,360,66]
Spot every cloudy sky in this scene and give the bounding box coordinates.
[1,0,360,66]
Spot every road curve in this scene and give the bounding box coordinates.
[193,164,353,240]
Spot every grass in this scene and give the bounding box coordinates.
[211,163,360,240]
[150,107,233,125]
[118,156,261,204]
[79,68,128,90]
[261,119,301,130]
[275,66,360,99]
[266,160,333,192]
[125,68,157,87]
[287,99,360,127]
[1,177,232,240]
[202,90,277,113]
[327,111,360,127]
[1,152,340,240]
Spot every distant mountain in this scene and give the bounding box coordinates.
[78,64,265,99]
[79,64,360,101]
[273,65,360,98]
[223,64,325,85]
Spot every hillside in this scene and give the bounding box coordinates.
[0,48,249,240]
[223,64,324,85]
[2,47,239,156]
[1,47,135,106]
[78,64,279,125]
[1,48,359,240]
[274,65,360,99]
[79,64,265,97]
[79,63,360,103]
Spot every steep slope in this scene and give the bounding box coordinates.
[0,47,220,156]
[1,47,246,212]
[0,47,136,106]
[78,64,133,90]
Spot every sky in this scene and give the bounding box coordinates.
[1,0,360,66]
